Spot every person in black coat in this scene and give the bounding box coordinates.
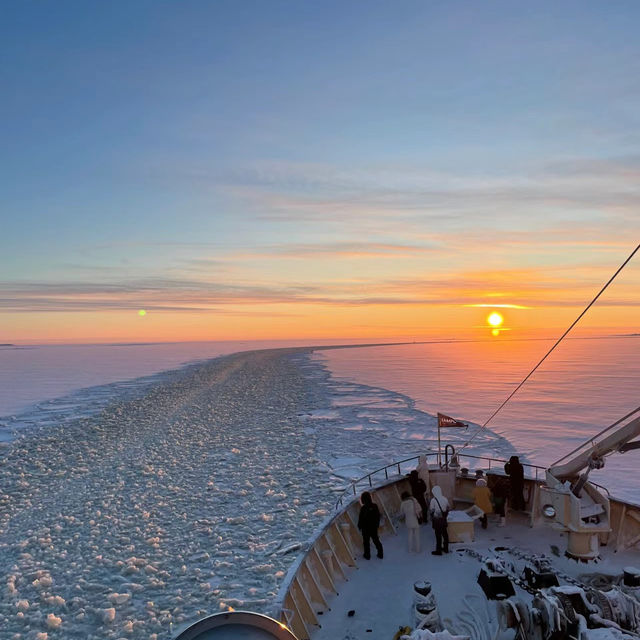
[488,474,509,526]
[408,470,428,523]
[358,491,384,559]
[504,455,525,511]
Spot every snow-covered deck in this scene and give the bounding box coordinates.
[310,510,640,639]
[277,472,640,640]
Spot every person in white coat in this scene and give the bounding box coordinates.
[416,455,431,495]
[400,491,422,552]
[429,485,450,555]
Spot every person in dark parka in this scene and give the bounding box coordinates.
[504,455,525,511]
[358,491,384,559]
[488,474,509,526]
[408,470,428,523]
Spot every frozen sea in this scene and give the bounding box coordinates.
[1,336,639,639]
[0,340,363,424]
[315,333,640,502]
[3,336,638,492]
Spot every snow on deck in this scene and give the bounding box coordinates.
[311,511,640,640]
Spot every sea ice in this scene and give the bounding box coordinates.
[0,348,516,639]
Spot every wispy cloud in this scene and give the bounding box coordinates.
[203,241,442,261]
[2,263,638,314]
[220,157,640,231]
[464,303,532,309]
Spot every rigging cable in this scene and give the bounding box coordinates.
[458,242,640,455]
[550,403,640,468]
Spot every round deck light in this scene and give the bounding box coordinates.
[542,504,556,518]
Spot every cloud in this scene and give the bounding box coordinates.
[219,157,640,231]
[2,262,638,314]
[541,155,640,179]
[203,241,442,261]
[464,303,531,309]
[0,278,321,312]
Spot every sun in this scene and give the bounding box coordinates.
[487,312,503,327]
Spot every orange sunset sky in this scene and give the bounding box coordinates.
[2,4,640,344]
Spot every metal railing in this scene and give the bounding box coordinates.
[456,452,545,480]
[333,453,430,509]
[333,450,609,509]
[454,453,610,497]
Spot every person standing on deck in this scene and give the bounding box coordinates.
[429,485,450,555]
[400,491,422,552]
[358,491,384,560]
[416,455,431,496]
[504,455,526,511]
[488,475,508,527]
[409,469,428,523]
[472,478,493,529]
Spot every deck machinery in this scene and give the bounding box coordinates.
[540,414,640,560]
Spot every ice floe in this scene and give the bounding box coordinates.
[0,347,515,639]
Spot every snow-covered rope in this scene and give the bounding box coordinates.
[497,547,640,638]
[447,594,493,640]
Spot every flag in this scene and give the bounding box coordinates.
[437,412,468,428]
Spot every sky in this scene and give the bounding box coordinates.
[2,1,640,343]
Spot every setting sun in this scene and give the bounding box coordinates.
[487,312,504,327]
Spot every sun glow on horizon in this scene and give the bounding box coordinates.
[487,312,504,328]
[466,303,530,309]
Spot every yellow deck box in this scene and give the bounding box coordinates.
[447,510,475,543]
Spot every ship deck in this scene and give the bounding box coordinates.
[310,511,640,639]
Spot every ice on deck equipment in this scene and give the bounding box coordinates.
[541,413,640,560]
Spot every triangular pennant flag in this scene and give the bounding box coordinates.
[437,412,468,428]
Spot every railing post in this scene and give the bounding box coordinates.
[385,467,388,479]
[397,463,401,475]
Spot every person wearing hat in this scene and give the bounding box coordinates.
[429,485,450,555]
[400,491,422,553]
[473,477,493,529]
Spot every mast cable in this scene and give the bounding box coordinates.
[458,242,640,454]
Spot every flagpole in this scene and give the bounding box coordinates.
[437,412,467,468]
